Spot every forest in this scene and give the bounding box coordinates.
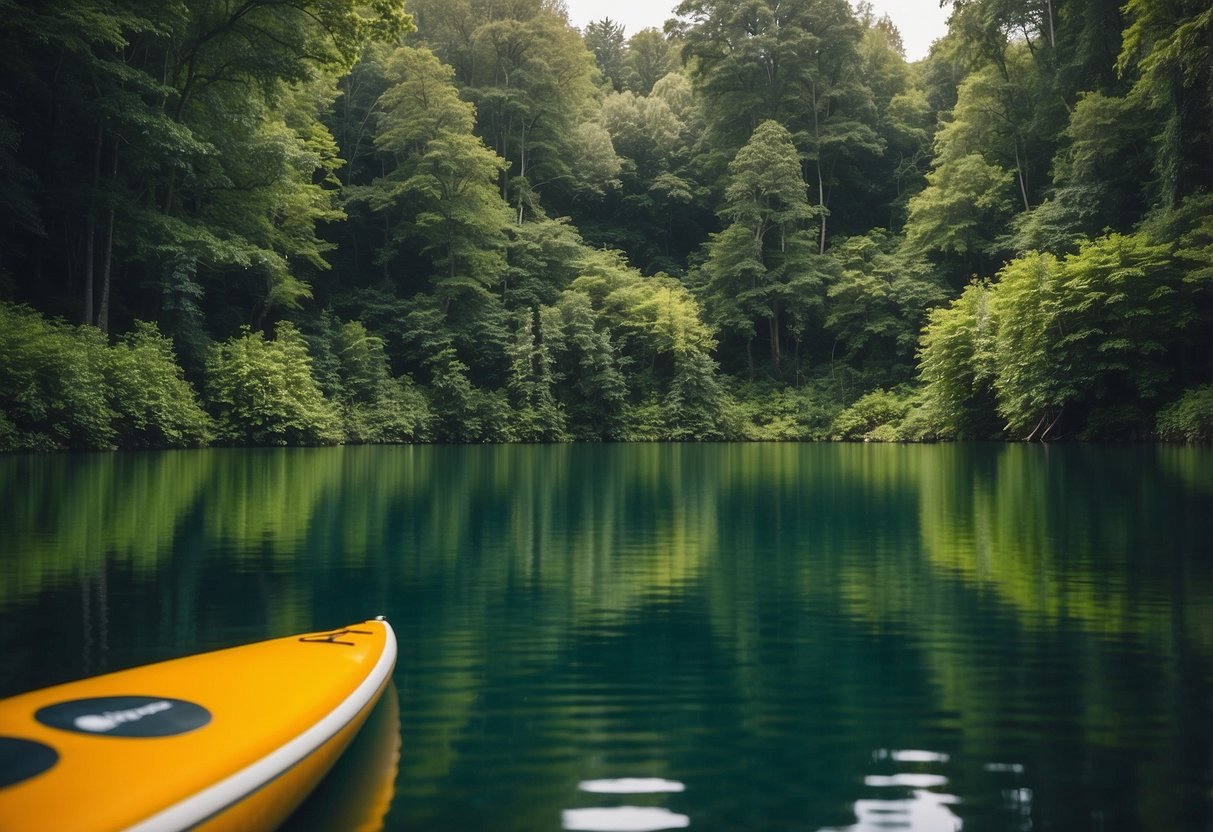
[0,0,1210,450]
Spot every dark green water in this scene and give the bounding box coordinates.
[1,443,1211,831]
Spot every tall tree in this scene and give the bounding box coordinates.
[0,0,409,351]
[699,120,827,376]
[1011,90,1153,253]
[546,290,627,439]
[903,152,1015,282]
[826,230,946,385]
[854,7,933,231]
[382,132,512,312]
[903,51,1040,277]
[583,18,629,91]
[594,86,693,268]
[506,306,567,440]
[366,44,512,312]
[1117,0,1213,208]
[917,280,998,438]
[674,0,881,250]
[407,0,603,220]
[624,29,677,95]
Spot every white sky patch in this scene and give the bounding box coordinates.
[861,0,951,60]
[562,0,951,61]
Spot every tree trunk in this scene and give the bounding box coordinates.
[501,104,514,201]
[97,142,119,334]
[1023,412,1047,442]
[794,337,801,388]
[163,169,176,214]
[84,123,103,325]
[515,121,529,224]
[1013,139,1031,212]
[769,302,781,374]
[380,157,392,280]
[811,80,827,254]
[97,217,115,334]
[1041,407,1064,441]
[817,159,827,254]
[1168,76,1186,208]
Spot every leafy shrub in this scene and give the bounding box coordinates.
[342,377,433,443]
[616,398,665,441]
[506,309,568,443]
[830,388,913,441]
[1157,386,1213,443]
[307,314,433,443]
[547,293,626,441]
[897,404,941,442]
[0,302,114,450]
[0,304,214,450]
[205,323,342,445]
[105,322,212,448]
[865,423,902,443]
[916,281,998,439]
[662,350,729,440]
[730,384,840,441]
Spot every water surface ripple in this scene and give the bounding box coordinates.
[1,443,1211,831]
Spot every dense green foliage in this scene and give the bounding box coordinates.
[829,388,914,441]
[205,324,344,446]
[1157,385,1213,443]
[0,303,210,450]
[0,0,1209,448]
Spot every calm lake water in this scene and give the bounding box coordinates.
[1,443,1211,831]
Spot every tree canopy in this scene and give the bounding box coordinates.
[0,0,1210,448]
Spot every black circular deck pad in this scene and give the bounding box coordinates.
[0,736,58,788]
[36,696,211,738]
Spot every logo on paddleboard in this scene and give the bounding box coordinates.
[36,696,211,738]
[0,736,59,788]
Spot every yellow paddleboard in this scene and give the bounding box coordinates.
[0,618,397,832]
[282,680,400,832]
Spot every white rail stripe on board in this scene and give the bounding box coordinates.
[124,621,398,832]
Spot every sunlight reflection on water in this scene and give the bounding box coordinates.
[562,807,691,831]
[579,778,687,794]
[821,749,962,832]
[825,791,962,832]
[3,443,1210,831]
[568,778,690,831]
[876,749,951,764]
